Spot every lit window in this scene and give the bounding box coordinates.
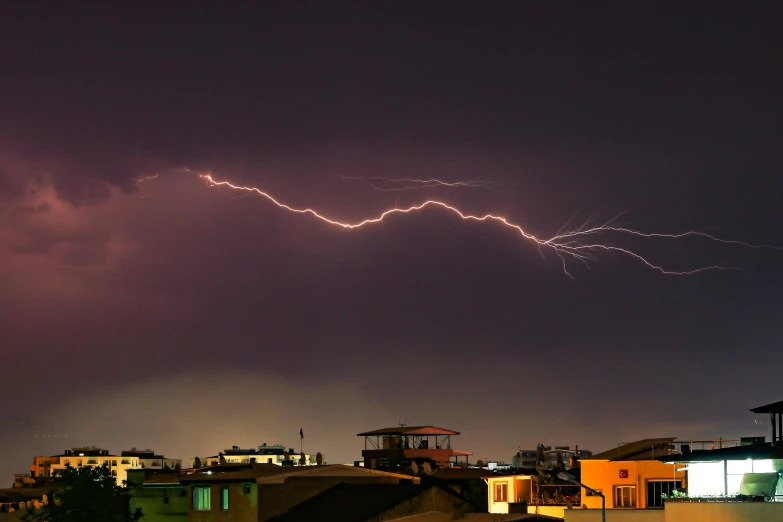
[615,485,636,508]
[192,487,211,511]
[494,482,508,502]
[221,487,229,511]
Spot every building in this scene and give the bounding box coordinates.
[178,463,428,521]
[127,469,188,522]
[487,474,534,514]
[579,438,686,510]
[43,446,175,485]
[658,399,783,501]
[358,425,472,469]
[512,445,593,469]
[122,448,181,471]
[28,456,59,480]
[191,444,319,468]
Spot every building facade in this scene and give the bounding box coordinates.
[580,438,686,510]
[122,449,181,471]
[190,444,318,468]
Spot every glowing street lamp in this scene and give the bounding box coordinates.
[558,472,605,522]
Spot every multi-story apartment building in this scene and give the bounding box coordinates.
[32,446,179,485]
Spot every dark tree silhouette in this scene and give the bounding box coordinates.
[22,464,143,522]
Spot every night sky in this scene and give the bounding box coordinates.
[2,2,783,481]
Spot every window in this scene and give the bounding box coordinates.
[268,458,273,464]
[647,480,681,508]
[243,483,251,495]
[192,487,211,511]
[112,460,117,466]
[615,486,636,508]
[221,487,229,510]
[163,497,169,505]
[494,482,508,502]
[63,460,70,466]
[77,460,83,467]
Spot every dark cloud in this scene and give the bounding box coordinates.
[1,0,782,487]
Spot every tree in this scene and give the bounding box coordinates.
[22,464,143,522]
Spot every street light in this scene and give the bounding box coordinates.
[558,471,605,522]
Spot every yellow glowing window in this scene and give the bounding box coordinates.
[494,482,508,502]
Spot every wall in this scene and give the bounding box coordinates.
[487,476,532,514]
[189,481,258,522]
[565,509,665,522]
[528,505,566,518]
[665,502,783,522]
[129,486,188,522]
[580,460,685,509]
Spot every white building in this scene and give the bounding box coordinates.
[48,447,141,485]
[191,443,320,468]
[121,448,181,470]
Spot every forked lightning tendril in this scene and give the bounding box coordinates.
[195,172,772,278]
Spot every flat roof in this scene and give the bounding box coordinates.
[659,442,783,463]
[584,438,676,461]
[358,426,459,436]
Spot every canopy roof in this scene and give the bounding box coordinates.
[750,400,783,414]
[357,426,459,436]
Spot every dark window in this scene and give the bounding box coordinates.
[221,487,229,510]
[647,480,682,508]
[243,483,251,495]
[163,497,169,505]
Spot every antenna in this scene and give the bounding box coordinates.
[398,419,407,427]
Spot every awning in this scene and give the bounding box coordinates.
[739,472,780,497]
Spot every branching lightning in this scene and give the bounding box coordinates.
[194,171,776,278]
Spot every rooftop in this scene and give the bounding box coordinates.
[659,442,783,463]
[750,400,783,414]
[583,438,677,461]
[266,482,462,522]
[358,426,460,437]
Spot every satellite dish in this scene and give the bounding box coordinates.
[316,452,323,466]
[423,462,432,476]
[411,461,419,475]
[219,455,226,465]
[194,457,202,468]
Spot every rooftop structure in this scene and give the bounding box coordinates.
[359,425,472,469]
[191,443,320,468]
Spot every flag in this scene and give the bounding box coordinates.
[300,428,304,439]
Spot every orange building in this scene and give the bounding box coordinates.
[579,438,686,510]
[358,426,472,469]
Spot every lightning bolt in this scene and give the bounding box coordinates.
[339,175,501,192]
[191,171,776,278]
